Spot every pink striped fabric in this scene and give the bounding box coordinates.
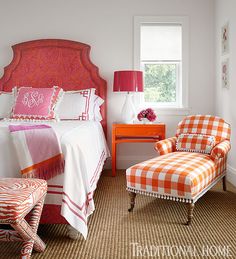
[9,124,64,180]
[0,178,47,222]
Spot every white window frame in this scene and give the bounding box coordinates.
[133,16,190,115]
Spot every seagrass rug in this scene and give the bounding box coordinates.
[0,170,235,259]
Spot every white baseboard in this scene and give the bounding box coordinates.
[104,155,156,170]
[117,155,155,162]
[227,164,236,187]
[117,155,156,169]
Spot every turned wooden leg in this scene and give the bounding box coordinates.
[128,192,136,212]
[187,203,195,225]
[222,176,227,191]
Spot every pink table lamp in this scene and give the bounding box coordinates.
[113,70,143,123]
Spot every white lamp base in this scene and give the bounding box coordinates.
[121,93,136,124]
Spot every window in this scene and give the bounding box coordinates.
[134,16,189,110]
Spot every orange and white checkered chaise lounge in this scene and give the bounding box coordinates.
[126,115,231,225]
[0,178,47,258]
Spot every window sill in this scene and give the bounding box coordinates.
[154,107,191,115]
[137,106,191,116]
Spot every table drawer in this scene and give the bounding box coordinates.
[115,126,164,137]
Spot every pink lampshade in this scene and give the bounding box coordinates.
[113,70,143,92]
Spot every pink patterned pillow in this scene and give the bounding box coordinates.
[11,86,63,121]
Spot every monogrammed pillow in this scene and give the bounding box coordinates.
[10,86,63,121]
[176,134,215,154]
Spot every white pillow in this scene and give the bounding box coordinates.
[57,88,99,120]
[57,89,104,121]
[0,91,14,118]
[93,95,104,121]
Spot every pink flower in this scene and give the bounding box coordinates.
[137,108,157,122]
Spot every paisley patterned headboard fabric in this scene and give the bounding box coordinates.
[0,39,107,135]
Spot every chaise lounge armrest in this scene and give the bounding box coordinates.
[210,140,231,160]
[155,137,177,156]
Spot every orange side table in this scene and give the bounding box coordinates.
[112,123,166,176]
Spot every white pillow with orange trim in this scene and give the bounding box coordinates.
[176,133,215,154]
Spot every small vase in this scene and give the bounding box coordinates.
[141,118,152,124]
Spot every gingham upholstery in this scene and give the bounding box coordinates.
[0,178,47,223]
[127,115,230,202]
[127,152,226,202]
[155,137,177,155]
[176,115,230,143]
[176,134,215,154]
[211,140,231,160]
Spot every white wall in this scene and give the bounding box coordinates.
[0,0,215,168]
[215,0,236,186]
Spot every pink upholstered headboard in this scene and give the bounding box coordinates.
[0,39,107,136]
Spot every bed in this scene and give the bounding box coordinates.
[0,39,109,239]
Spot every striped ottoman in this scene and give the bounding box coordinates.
[0,178,47,258]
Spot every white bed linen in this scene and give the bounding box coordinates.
[0,120,110,239]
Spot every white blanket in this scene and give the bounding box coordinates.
[0,120,110,239]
